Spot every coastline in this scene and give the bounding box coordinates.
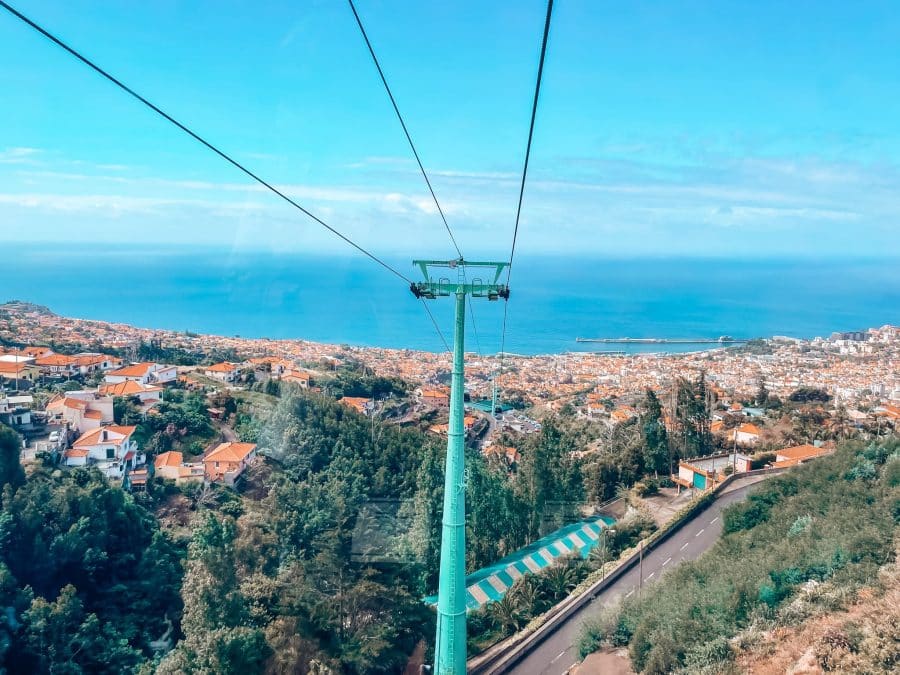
[2,300,897,410]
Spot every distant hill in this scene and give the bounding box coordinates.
[0,300,55,316]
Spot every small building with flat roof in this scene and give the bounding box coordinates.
[675,452,752,491]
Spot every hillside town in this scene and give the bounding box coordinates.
[1,300,897,495]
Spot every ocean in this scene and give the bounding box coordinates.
[2,244,898,355]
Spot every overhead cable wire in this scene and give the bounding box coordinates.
[467,296,483,357]
[505,0,554,286]
[498,0,554,379]
[347,0,467,354]
[421,300,452,352]
[1,0,454,352]
[0,0,411,285]
[347,0,463,260]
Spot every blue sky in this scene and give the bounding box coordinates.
[2,0,900,259]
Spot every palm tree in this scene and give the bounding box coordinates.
[540,563,578,602]
[509,576,543,615]
[487,592,524,634]
[829,405,854,441]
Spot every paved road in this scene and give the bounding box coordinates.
[508,479,765,675]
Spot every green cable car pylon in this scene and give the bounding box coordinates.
[411,258,510,674]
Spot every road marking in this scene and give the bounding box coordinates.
[625,589,634,598]
[710,516,719,524]
[695,528,705,537]
[646,572,655,580]
[551,650,566,664]
[662,557,672,566]
[680,542,689,551]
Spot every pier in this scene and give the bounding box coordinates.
[576,336,747,344]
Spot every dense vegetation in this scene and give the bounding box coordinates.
[5,364,833,673]
[116,387,217,458]
[0,424,184,674]
[578,438,900,674]
[582,381,711,502]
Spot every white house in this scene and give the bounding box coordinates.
[205,362,239,383]
[46,391,114,434]
[64,425,142,479]
[71,353,122,375]
[99,379,163,407]
[0,354,36,365]
[244,357,293,377]
[104,362,177,386]
[34,353,80,377]
[0,394,34,428]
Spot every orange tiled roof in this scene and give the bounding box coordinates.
[35,354,77,366]
[72,353,108,367]
[206,362,237,372]
[73,425,136,447]
[776,444,828,462]
[21,346,54,357]
[340,396,371,413]
[0,362,27,375]
[154,450,183,469]
[107,363,156,377]
[100,380,161,396]
[204,442,256,463]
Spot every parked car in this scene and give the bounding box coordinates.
[48,431,60,442]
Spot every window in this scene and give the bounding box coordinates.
[106,447,115,459]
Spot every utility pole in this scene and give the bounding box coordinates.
[411,258,509,675]
[638,539,644,597]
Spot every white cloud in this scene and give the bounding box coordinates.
[2,145,899,256]
[0,147,43,165]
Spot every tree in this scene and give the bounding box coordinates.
[158,514,266,674]
[487,593,525,634]
[830,405,854,441]
[755,378,770,408]
[113,396,143,425]
[20,584,143,673]
[539,562,579,602]
[788,387,832,403]
[515,420,584,538]
[1,468,182,673]
[0,424,24,494]
[640,390,669,477]
[672,374,713,460]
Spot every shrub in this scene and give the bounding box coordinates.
[881,456,900,488]
[845,457,877,482]
[788,514,813,537]
[683,635,734,671]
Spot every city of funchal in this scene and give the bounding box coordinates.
[1,2,899,674]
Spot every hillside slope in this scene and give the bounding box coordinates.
[577,438,900,674]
